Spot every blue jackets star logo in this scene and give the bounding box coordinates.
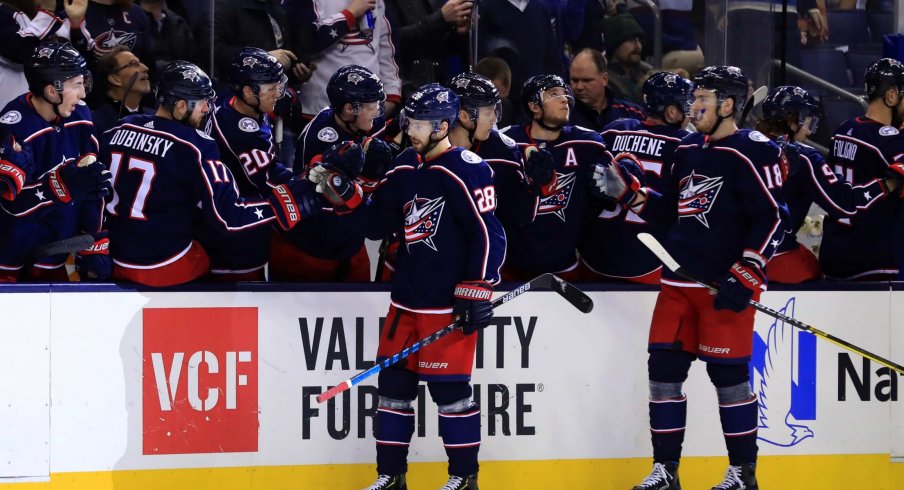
[537,172,577,222]
[677,170,723,228]
[403,195,445,251]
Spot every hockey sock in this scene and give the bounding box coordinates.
[718,394,759,465]
[650,394,687,462]
[375,404,415,475]
[438,403,481,476]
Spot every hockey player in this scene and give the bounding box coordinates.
[586,71,694,284]
[500,74,613,281]
[208,47,296,281]
[447,71,553,227]
[820,58,904,280]
[100,60,326,287]
[351,83,505,490]
[0,41,113,282]
[757,85,894,283]
[598,66,785,490]
[274,64,391,281]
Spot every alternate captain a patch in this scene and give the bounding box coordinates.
[403,195,446,251]
[677,170,723,228]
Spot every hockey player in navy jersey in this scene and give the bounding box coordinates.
[0,42,113,282]
[100,60,325,287]
[821,58,904,280]
[352,84,505,490]
[598,66,785,490]
[757,85,895,283]
[501,74,613,281]
[447,72,553,227]
[274,64,391,281]
[587,71,694,284]
[208,47,297,281]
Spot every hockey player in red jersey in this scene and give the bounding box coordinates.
[353,83,505,490]
[598,66,786,490]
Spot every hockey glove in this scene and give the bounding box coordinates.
[0,136,33,201]
[590,152,645,206]
[321,142,365,180]
[75,231,111,281]
[270,177,322,230]
[43,154,113,204]
[713,258,766,313]
[453,280,494,335]
[523,146,557,196]
[360,137,393,190]
[308,165,365,214]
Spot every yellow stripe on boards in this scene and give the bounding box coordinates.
[2,455,901,489]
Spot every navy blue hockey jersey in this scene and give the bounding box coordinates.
[501,124,611,274]
[472,129,536,226]
[364,146,505,311]
[99,115,279,268]
[0,95,102,266]
[778,138,887,254]
[820,117,903,279]
[638,130,786,285]
[587,118,690,279]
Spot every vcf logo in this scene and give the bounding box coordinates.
[143,307,258,455]
[750,297,816,447]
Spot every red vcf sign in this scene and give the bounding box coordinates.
[142,307,258,455]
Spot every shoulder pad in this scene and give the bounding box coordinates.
[748,130,771,143]
[879,126,900,136]
[238,117,259,133]
[461,149,482,164]
[317,126,339,143]
[498,132,517,148]
[0,110,22,125]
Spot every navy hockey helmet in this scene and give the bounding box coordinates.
[327,65,385,113]
[228,47,287,97]
[155,60,215,110]
[520,74,573,117]
[762,85,820,133]
[400,83,460,132]
[864,58,904,98]
[25,42,92,96]
[643,71,694,117]
[692,65,749,112]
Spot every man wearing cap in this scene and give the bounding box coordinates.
[603,12,654,104]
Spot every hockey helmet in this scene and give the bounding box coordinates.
[399,83,460,133]
[25,42,92,96]
[692,65,749,112]
[520,73,573,117]
[864,58,904,98]
[642,71,694,117]
[327,65,385,114]
[228,47,287,97]
[450,72,502,122]
[762,85,820,133]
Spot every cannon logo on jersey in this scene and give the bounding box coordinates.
[537,172,577,222]
[318,127,338,143]
[403,195,446,251]
[677,170,723,228]
[238,117,259,133]
[0,111,21,125]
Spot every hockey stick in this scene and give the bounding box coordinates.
[32,234,94,258]
[316,273,593,403]
[739,85,767,127]
[637,232,904,375]
[468,0,480,70]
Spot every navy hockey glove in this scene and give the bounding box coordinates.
[270,177,322,230]
[590,152,645,206]
[713,258,766,313]
[321,142,365,180]
[43,154,113,204]
[75,231,112,281]
[523,146,557,196]
[453,280,494,335]
[360,137,393,190]
[308,165,365,214]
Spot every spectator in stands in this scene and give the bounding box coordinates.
[603,12,654,103]
[139,0,198,71]
[631,0,705,75]
[475,55,518,127]
[568,48,646,131]
[91,46,154,135]
[537,0,585,70]
[385,0,470,100]
[572,0,605,53]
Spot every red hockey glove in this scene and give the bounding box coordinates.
[453,280,494,335]
[269,178,322,230]
[0,135,32,201]
[43,154,112,204]
[75,231,111,281]
[308,165,364,214]
[713,258,766,313]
